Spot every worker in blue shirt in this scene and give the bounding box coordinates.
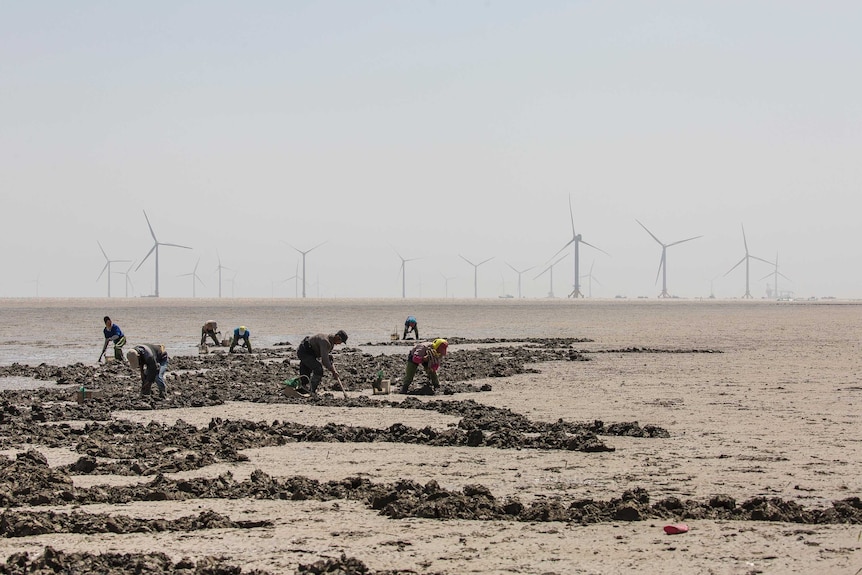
[100,316,127,362]
[403,316,419,340]
[230,326,253,353]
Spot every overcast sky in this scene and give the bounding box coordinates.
[2,1,860,299]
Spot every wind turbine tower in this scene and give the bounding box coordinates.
[459,255,493,299]
[288,241,326,298]
[441,273,455,298]
[114,262,136,298]
[179,258,206,297]
[636,219,702,298]
[760,252,791,299]
[135,211,192,297]
[214,251,231,298]
[506,262,535,299]
[724,224,773,299]
[534,253,567,298]
[551,195,608,299]
[394,249,420,299]
[97,241,130,298]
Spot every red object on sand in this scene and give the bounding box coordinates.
[663,524,689,535]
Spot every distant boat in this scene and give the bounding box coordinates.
[499,294,514,299]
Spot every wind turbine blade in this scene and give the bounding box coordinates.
[655,253,665,285]
[97,241,109,260]
[549,238,575,262]
[135,245,157,271]
[667,235,703,247]
[308,241,327,254]
[750,255,773,266]
[636,219,663,246]
[568,195,576,236]
[478,257,494,267]
[143,211,157,241]
[459,254,475,266]
[578,239,610,256]
[97,262,109,281]
[723,256,746,277]
[777,271,792,281]
[741,224,749,254]
[161,242,192,250]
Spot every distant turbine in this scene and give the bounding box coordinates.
[506,262,535,299]
[135,211,192,297]
[282,261,300,298]
[113,261,136,298]
[534,253,567,298]
[550,195,608,299]
[580,260,603,298]
[724,224,773,299]
[178,258,205,297]
[96,241,130,298]
[636,219,703,298]
[760,252,791,299]
[226,271,237,298]
[441,273,455,298]
[214,251,231,298]
[394,248,420,299]
[459,255,493,299]
[286,241,326,298]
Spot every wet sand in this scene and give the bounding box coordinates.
[0,299,859,574]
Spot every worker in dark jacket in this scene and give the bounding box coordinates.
[200,320,221,346]
[127,344,169,399]
[296,330,348,394]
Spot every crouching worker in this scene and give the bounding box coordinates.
[296,330,348,394]
[102,316,126,362]
[401,338,448,394]
[127,344,169,399]
[229,326,252,353]
[200,320,221,346]
[403,315,419,340]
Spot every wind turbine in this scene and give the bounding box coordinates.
[214,251,231,298]
[178,258,205,297]
[282,261,300,298]
[286,241,326,298]
[724,224,773,299]
[580,260,603,298]
[96,241,130,298]
[760,252,791,299]
[636,219,702,298]
[226,271,237,298]
[441,273,455,298]
[459,255,493,299]
[135,211,192,297]
[394,248,420,299]
[113,261,136,298]
[550,195,608,299]
[534,253,567,298]
[506,262,535,299]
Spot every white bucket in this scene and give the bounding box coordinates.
[373,378,391,395]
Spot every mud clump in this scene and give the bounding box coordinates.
[0,546,276,575]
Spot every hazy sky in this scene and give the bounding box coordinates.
[2,1,860,299]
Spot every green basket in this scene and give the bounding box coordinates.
[283,376,306,389]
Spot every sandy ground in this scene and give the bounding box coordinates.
[0,301,861,574]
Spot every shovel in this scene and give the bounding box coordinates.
[335,375,348,399]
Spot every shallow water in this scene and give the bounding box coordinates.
[1,297,859,368]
